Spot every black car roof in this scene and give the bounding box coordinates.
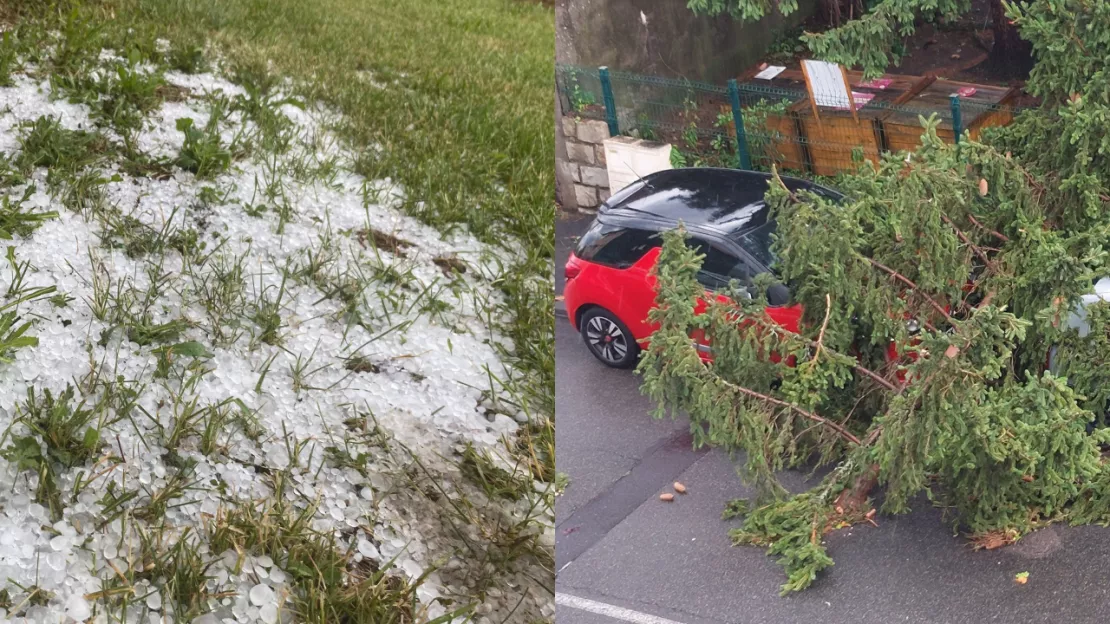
[599,168,842,235]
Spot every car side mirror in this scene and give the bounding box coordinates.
[767,283,790,307]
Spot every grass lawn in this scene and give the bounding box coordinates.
[67,0,557,412]
[0,0,555,620]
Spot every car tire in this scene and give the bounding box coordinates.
[579,307,640,369]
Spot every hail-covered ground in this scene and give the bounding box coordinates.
[0,41,552,624]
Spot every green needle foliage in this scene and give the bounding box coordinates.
[643,3,1110,593]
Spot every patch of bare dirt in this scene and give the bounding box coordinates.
[155,84,191,103]
[358,228,414,257]
[433,255,468,275]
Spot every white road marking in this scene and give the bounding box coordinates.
[556,593,689,624]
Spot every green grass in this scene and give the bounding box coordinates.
[460,443,531,502]
[4,0,554,464]
[1,386,108,520]
[23,0,556,415]
[0,185,58,240]
[15,115,111,175]
[207,481,427,623]
[0,0,555,612]
[52,56,167,130]
[174,116,232,178]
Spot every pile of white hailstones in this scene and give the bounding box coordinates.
[0,43,553,624]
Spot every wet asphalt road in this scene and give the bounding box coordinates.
[554,212,1110,624]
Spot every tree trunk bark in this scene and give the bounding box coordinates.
[833,463,879,515]
[825,0,842,27]
[988,0,1034,79]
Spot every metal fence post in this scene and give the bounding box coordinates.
[727,79,752,170]
[599,66,619,137]
[949,94,963,144]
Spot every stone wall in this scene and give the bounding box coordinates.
[559,116,612,212]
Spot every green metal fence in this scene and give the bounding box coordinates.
[556,64,1031,178]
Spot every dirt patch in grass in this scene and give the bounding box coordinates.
[344,356,381,374]
[433,255,467,275]
[155,83,191,102]
[358,227,413,257]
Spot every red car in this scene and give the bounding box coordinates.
[563,168,844,368]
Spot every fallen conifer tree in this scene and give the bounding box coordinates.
[640,0,1110,594]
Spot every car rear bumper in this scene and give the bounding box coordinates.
[563,279,582,330]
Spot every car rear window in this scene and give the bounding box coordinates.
[730,220,777,269]
[688,237,756,290]
[575,222,659,268]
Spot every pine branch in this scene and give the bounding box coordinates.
[860,304,996,449]
[807,293,833,369]
[743,310,900,393]
[714,374,864,446]
[774,178,955,327]
[833,463,880,514]
[966,213,1009,243]
[770,166,797,201]
[863,257,955,325]
[940,214,997,271]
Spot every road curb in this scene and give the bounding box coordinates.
[555,300,568,318]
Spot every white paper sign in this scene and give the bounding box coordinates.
[803,59,852,109]
[754,65,786,80]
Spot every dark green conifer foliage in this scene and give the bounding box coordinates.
[641,2,1110,592]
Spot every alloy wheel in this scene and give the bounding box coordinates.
[585,315,628,364]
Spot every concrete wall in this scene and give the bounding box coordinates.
[556,0,818,83]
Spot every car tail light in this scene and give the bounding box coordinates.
[564,255,582,281]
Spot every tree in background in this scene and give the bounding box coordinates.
[686,0,1032,78]
[643,0,1110,594]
